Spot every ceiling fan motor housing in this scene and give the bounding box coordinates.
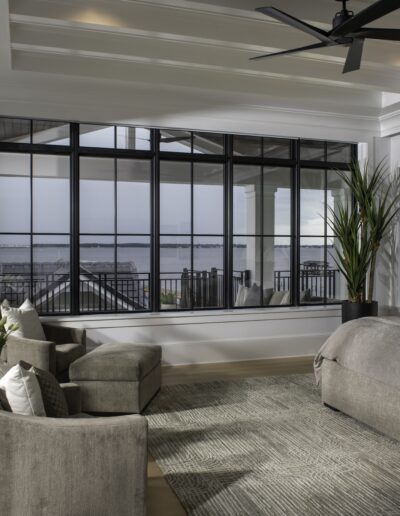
[332,9,354,29]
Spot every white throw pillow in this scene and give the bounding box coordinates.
[1,299,46,341]
[269,291,286,305]
[0,363,46,416]
[234,285,247,307]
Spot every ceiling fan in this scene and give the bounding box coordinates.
[251,0,400,73]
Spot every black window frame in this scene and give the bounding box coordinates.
[0,116,357,315]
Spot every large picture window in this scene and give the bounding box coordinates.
[0,117,356,315]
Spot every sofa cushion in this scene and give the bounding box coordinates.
[269,291,287,305]
[1,299,46,341]
[0,363,46,416]
[234,285,247,307]
[263,288,274,305]
[20,361,69,418]
[56,343,86,373]
[242,284,261,307]
[70,343,161,382]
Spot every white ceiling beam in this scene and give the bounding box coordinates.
[10,19,400,70]
[11,45,400,96]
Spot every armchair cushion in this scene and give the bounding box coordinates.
[56,343,86,374]
[42,323,86,351]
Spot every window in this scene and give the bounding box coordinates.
[160,161,224,310]
[233,165,292,307]
[80,157,151,312]
[0,152,71,313]
[299,140,353,304]
[0,116,356,315]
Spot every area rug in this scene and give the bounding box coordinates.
[145,374,400,516]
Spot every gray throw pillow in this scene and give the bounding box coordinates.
[243,284,261,306]
[19,361,69,418]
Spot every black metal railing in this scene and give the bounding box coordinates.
[0,264,339,314]
[160,268,224,309]
[274,265,339,300]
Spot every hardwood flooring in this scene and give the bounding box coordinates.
[146,355,314,516]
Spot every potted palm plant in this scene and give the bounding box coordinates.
[328,161,400,323]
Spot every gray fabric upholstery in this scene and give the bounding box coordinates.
[70,343,162,413]
[315,316,400,386]
[70,343,161,381]
[60,383,81,415]
[55,343,85,374]
[3,323,86,379]
[5,335,57,374]
[77,364,161,413]
[42,323,86,351]
[0,410,148,516]
[19,362,69,418]
[321,359,400,441]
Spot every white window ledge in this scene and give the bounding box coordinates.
[40,305,341,329]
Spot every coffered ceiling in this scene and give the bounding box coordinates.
[1,0,400,138]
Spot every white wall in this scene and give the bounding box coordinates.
[374,134,400,313]
[42,306,340,365]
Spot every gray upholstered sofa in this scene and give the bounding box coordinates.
[2,323,86,381]
[315,316,400,441]
[0,380,148,516]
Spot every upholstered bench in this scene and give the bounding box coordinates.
[69,343,161,414]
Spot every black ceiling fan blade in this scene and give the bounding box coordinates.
[351,28,400,41]
[250,42,328,62]
[256,7,333,44]
[332,0,399,37]
[343,38,365,74]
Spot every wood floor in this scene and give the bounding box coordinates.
[146,355,314,516]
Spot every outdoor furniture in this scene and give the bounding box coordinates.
[70,342,162,413]
[3,323,86,382]
[0,365,148,516]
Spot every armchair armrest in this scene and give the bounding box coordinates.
[5,335,56,374]
[0,412,148,516]
[42,323,86,352]
[60,382,81,415]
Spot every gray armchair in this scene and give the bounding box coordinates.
[3,323,86,381]
[0,382,148,516]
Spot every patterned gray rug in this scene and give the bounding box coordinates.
[145,374,400,516]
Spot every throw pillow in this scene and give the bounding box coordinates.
[19,361,68,418]
[243,283,261,307]
[234,285,247,307]
[1,299,46,341]
[0,363,46,416]
[269,291,286,305]
[263,288,274,305]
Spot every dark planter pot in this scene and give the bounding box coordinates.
[342,301,378,323]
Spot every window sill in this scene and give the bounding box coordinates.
[40,305,341,328]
